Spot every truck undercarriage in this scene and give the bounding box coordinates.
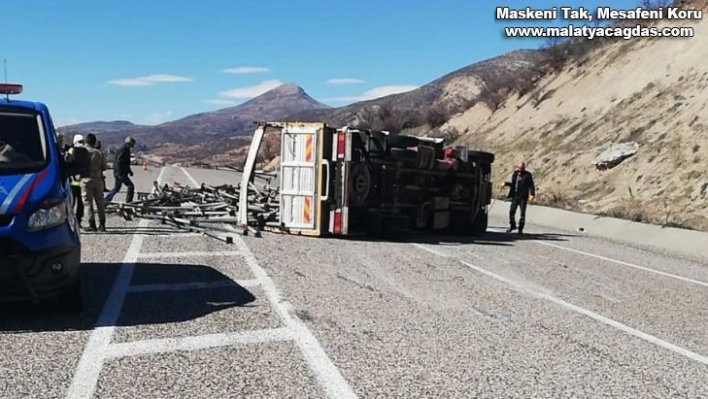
[237,122,495,239]
[341,129,494,237]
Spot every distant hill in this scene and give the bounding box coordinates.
[288,49,550,129]
[57,120,146,135]
[60,50,550,164]
[61,83,331,151]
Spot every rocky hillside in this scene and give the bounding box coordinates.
[291,50,550,130]
[443,7,708,230]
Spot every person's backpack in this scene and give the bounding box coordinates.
[71,146,91,178]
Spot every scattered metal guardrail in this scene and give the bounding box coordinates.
[105,179,280,244]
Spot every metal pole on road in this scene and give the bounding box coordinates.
[238,125,266,227]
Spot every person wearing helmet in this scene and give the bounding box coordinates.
[67,134,85,227]
[105,136,136,203]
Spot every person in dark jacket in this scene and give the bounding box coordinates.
[104,136,136,203]
[503,161,535,234]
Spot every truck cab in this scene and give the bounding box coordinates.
[0,83,85,311]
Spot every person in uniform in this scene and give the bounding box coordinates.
[68,134,85,228]
[81,133,107,232]
[503,161,535,234]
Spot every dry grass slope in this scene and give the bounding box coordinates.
[446,5,708,230]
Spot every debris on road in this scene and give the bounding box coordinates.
[106,178,280,243]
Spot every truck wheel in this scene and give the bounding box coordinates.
[468,151,495,164]
[349,164,371,205]
[469,209,489,236]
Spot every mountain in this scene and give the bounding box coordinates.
[145,82,331,145]
[287,49,550,129]
[64,83,331,151]
[57,120,145,135]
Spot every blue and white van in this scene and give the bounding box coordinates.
[0,83,85,311]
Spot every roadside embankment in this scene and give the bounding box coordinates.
[489,199,708,260]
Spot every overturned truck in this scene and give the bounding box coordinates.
[239,121,495,238]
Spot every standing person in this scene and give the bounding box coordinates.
[81,133,107,232]
[503,161,535,234]
[68,134,85,228]
[96,139,109,192]
[105,136,136,203]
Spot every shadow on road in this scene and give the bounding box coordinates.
[0,262,255,333]
[309,224,576,246]
[81,226,204,236]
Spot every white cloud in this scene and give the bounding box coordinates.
[326,78,365,85]
[220,66,270,74]
[323,85,418,102]
[218,79,284,99]
[205,99,239,106]
[145,111,173,125]
[108,74,192,86]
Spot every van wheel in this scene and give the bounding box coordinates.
[56,278,85,313]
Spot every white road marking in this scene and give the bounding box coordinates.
[410,243,708,366]
[66,167,168,399]
[181,167,358,398]
[459,258,708,365]
[411,243,450,258]
[181,167,200,187]
[127,279,261,293]
[533,240,708,288]
[104,327,295,359]
[66,218,150,399]
[233,233,359,399]
[138,250,244,259]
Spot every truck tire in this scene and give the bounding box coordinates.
[467,151,495,164]
[349,164,371,205]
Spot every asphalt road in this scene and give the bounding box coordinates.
[1,165,707,398]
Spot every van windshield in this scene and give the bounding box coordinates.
[0,110,47,173]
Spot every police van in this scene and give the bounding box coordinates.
[0,83,87,311]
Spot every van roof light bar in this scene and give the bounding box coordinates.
[0,83,23,101]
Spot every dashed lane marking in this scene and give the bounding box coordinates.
[532,240,708,289]
[412,243,708,366]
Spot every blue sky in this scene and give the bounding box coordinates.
[2,0,639,126]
